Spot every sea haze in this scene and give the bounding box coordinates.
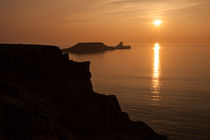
[68,44,210,140]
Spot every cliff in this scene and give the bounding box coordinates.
[0,44,167,140]
[62,42,130,54]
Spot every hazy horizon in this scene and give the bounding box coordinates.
[1,0,210,46]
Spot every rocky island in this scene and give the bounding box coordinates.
[62,42,131,54]
[0,44,167,140]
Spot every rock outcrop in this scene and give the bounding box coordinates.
[62,42,131,54]
[115,42,131,49]
[0,44,167,140]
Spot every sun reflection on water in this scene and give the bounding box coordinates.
[152,43,160,102]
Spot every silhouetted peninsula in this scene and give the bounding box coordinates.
[0,44,166,140]
[62,42,131,54]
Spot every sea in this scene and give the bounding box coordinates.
[68,43,210,140]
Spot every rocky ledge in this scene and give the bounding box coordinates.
[0,44,167,140]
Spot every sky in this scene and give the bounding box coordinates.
[0,0,210,46]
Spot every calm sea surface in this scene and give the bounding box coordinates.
[69,44,210,140]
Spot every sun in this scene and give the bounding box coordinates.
[153,20,162,27]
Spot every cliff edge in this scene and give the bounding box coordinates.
[0,44,167,140]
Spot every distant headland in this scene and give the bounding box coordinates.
[62,42,131,54]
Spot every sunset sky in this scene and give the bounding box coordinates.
[1,0,210,46]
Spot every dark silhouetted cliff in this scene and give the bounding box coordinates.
[0,44,167,140]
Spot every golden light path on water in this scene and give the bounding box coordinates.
[152,43,160,102]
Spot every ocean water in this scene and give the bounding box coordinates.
[69,44,210,140]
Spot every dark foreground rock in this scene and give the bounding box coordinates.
[0,44,167,140]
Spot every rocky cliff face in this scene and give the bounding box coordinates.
[0,44,167,140]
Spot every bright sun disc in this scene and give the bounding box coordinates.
[153,20,162,26]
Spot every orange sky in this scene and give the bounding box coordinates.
[1,0,210,46]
